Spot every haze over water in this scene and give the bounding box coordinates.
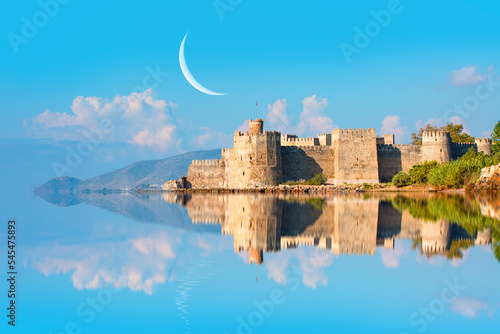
[10,188,500,333]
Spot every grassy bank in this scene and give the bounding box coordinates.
[392,149,500,189]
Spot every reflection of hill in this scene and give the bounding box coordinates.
[34,149,221,193]
[36,190,220,234]
[33,176,82,207]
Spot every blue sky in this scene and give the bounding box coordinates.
[1,0,500,178]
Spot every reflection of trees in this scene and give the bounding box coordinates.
[391,195,500,262]
[446,240,474,260]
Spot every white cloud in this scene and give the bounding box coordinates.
[415,116,470,135]
[24,89,182,152]
[448,65,488,87]
[236,119,249,132]
[265,94,335,137]
[450,297,493,318]
[449,115,471,134]
[266,248,334,289]
[415,118,445,130]
[298,95,333,136]
[26,231,180,295]
[381,115,407,144]
[481,130,492,138]
[193,127,232,149]
[380,241,407,268]
[266,98,292,133]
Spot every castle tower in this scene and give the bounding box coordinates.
[224,119,283,188]
[475,227,492,245]
[331,128,379,185]
[422,131,452,163]
[249,248,264,265]
[421,220,451,253]
[249,118,264,134]
[475,138,492,155]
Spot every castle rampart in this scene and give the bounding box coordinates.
[183,119,492,189]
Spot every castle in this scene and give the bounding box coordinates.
[186,118,492,188]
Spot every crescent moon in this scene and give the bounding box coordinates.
[179,32,227,96]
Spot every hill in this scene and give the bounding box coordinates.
[34,149,221,194]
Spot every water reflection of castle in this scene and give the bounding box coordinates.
[164,193,493,265]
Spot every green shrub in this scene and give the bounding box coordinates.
[363,183,373,190]
[428,148,496,188]
[283,180,301,186]
[392,172,411,187]
[409,161,438,184]
[306,173,327,185]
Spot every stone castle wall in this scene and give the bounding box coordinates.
[332,128,379,185]
[451,142,476,159]
[281,146,335,181]
[377,144,422,182]
[186,159,226,189]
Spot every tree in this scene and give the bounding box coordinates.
[409,161,438,184]
[410,122,474,145]
[410,124,440,145]
[442,123,474,143]
[491,120,500,154]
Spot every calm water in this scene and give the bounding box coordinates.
[3,187,499,334]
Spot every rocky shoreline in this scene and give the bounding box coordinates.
[467,163,500,191]
[138,183,436,194]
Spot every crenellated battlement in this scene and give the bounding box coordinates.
[377,144,398,150]
[422,131,451,139]
[281,136,318,141]
[451,142,475,147]
[234,130,281,140]
[191,159,222,165]
[235,131,250,137]
[333,128,376,135]
[280,135,319,146]
[475,138,492,144]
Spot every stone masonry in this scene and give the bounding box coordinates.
[185,119,492,188]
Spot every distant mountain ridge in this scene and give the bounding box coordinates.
[34,149,221,194]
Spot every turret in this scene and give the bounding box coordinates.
[475,227,492,245]
[249,247,264,265]
[422,131,452,163]
[421,220,450,253]
[249,118,264,134]
[475,138,492,155]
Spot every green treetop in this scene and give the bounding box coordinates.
[491,120,500,154]
[411,122,474,145]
